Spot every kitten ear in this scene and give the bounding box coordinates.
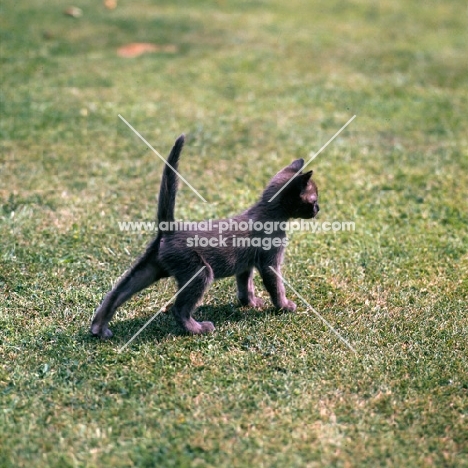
[285,158,304,172]
[299,170,313,187]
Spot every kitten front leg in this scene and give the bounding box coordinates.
[258,265,296,311]
[236,269,265,308]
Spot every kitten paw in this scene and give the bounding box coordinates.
[90,323,113,339]
[240,297,265,309]
[101,327,114,339]
[182,318,215,334]
[282,300,297,312]
[199,321,215,333]
[252,297,265,308]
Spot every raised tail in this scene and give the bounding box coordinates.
[157,134,185,224]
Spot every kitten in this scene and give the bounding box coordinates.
[90,135,319,338]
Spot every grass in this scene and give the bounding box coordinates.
[1,0,467,466]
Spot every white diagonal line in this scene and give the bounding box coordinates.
[269,266,357,354]
[268,115,356,202]
[118,114,207,203]
[118,266,206,352]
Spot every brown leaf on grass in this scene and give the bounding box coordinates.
[117,43,178,58]
[189,352,204,367]
[104,0,117,9]
[63,6,83,18]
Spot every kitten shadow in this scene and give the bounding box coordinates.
[81,304,291,346]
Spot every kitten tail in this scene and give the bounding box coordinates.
[157,134,185,224]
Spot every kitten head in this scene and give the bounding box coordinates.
[262,158,319,219]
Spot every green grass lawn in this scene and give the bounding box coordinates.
[1,0,467,466]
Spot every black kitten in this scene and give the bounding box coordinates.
[90,135,319,338]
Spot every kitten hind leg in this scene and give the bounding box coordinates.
[172,264,215,334]
[90,255,166,338]
[236,269,265,308]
